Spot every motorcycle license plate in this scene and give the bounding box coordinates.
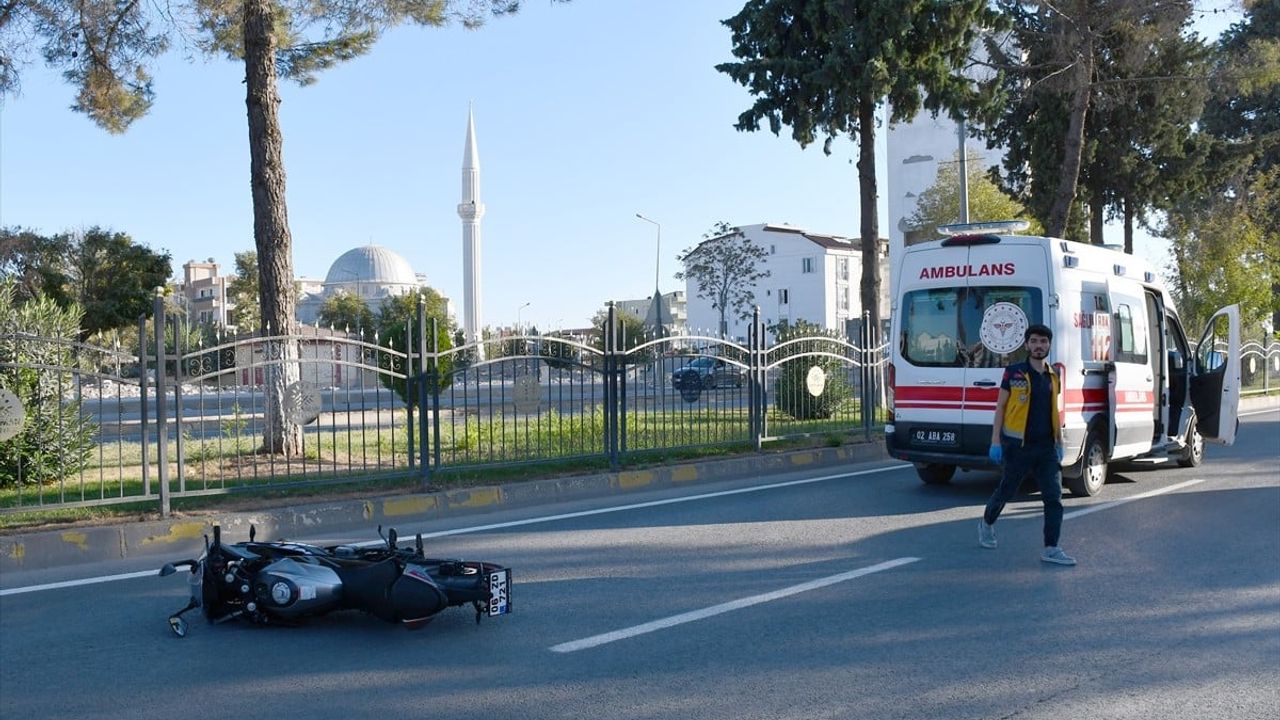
[912,427,958,447]
[486,569,511,617]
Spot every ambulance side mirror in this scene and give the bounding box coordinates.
[1168,350,1184,371]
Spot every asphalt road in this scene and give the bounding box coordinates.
[2,410,1277,720]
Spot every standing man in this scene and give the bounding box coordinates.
[979,324,1076,566]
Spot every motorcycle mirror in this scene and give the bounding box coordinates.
[416,534,424,556]
[159,563,178,577]
[168,616,188,638]
[212,525,222,546]
[249,524,256,542]
[387,528,398,550]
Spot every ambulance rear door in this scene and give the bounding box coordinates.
[961,238,1052,437]
[895,236,1049,458]
[1190,304,1241,445]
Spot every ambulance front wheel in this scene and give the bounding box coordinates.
[915,463,956,485]
[1065,430,1108,497]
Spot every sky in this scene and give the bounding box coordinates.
[0,0,1244,332]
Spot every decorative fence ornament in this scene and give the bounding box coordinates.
[283,381,322,426]
[0,388,24,442]
[806,366,827,397]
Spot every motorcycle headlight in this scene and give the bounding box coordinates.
[270,581,293,605]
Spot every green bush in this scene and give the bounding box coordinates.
[0,282,97,487]
[772,320,853,421]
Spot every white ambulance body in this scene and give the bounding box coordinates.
[885,224,1241,496]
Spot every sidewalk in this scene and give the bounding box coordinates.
[0,440,892,574]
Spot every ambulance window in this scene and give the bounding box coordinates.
[1114,304,1148,364]
[901,289,961,365]
[958,287,1043,368]
[900,286,1042,368]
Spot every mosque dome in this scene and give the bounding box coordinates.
[323,245,419,298]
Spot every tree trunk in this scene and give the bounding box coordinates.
[856,94,881,336]
[243,0,302,455]
[1048,49,1093,240]
[1123,195,1134,255]
[1089,191,1104,246]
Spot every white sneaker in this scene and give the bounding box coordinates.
[1041,546,1077,566]
[978,520,997,549]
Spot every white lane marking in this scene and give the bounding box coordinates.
[1240,407,1279,417]
[1064,478,1204,520]
[549,557,920,653]
[0,569,158,597]
[0,464,912,596]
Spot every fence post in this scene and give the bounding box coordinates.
[860,311,873,441]
[138,314,150,498]
[406,298,418,474]
[171,314,186,492]
[749,307,762,450]
[152,291,170,518]
[430,316,442,471]
[605,303,619,470]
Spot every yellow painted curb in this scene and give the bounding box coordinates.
[382,496,438,517]
[449,488,501,508]
[5,542,25,561]
[61,531,89,551]
[671,466,699,483]
[790,452,817,466]
[618,470,655,490]
[141,521,207,545]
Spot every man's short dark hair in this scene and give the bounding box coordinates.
[1025,324,1053,342]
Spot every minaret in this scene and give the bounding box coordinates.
[458,108,485,357]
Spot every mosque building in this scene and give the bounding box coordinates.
[295,244,438,326]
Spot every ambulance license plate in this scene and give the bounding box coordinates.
[912,428,958,447]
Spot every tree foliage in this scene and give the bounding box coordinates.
[717,0,1005,333]
[226,250,261,333]
[1163,0,1280,332]
[907,151,1043,243]
[0,226,170,337]
[0,281,96,487]
[982,0,1206,241]
[376,287,454,401]
[675,222,770,338]
[317,291,375,334]
[590,305,652,363]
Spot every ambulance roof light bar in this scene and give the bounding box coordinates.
[937,220,1030,236]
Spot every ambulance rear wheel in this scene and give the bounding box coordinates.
[915,463,955,485]
[1066,430,1107,497]
[1176,417,1204,468]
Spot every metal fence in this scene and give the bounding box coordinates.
[0,301,888,515]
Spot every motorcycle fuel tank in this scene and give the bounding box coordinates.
[253,558,343,618]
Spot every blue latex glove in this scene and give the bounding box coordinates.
[988,444,1003,464]
[1055,444,1065,462]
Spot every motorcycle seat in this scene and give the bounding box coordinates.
[335,558,400,621]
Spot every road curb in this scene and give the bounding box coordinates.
[0,441,891,574]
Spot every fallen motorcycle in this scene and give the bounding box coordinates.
[159,525,511,637]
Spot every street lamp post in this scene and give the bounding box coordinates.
[635,213,661,293]
[517,301,531,334]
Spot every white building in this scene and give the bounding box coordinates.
[179,259,233,328]
[682,223,889,343]
[615,290,688,336]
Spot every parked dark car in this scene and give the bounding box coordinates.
[670,356,745,390]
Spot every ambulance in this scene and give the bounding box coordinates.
[884,221,1241,497]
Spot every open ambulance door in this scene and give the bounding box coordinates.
[1190,304,1241,445]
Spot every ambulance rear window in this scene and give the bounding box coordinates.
[900,286,1043,368]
